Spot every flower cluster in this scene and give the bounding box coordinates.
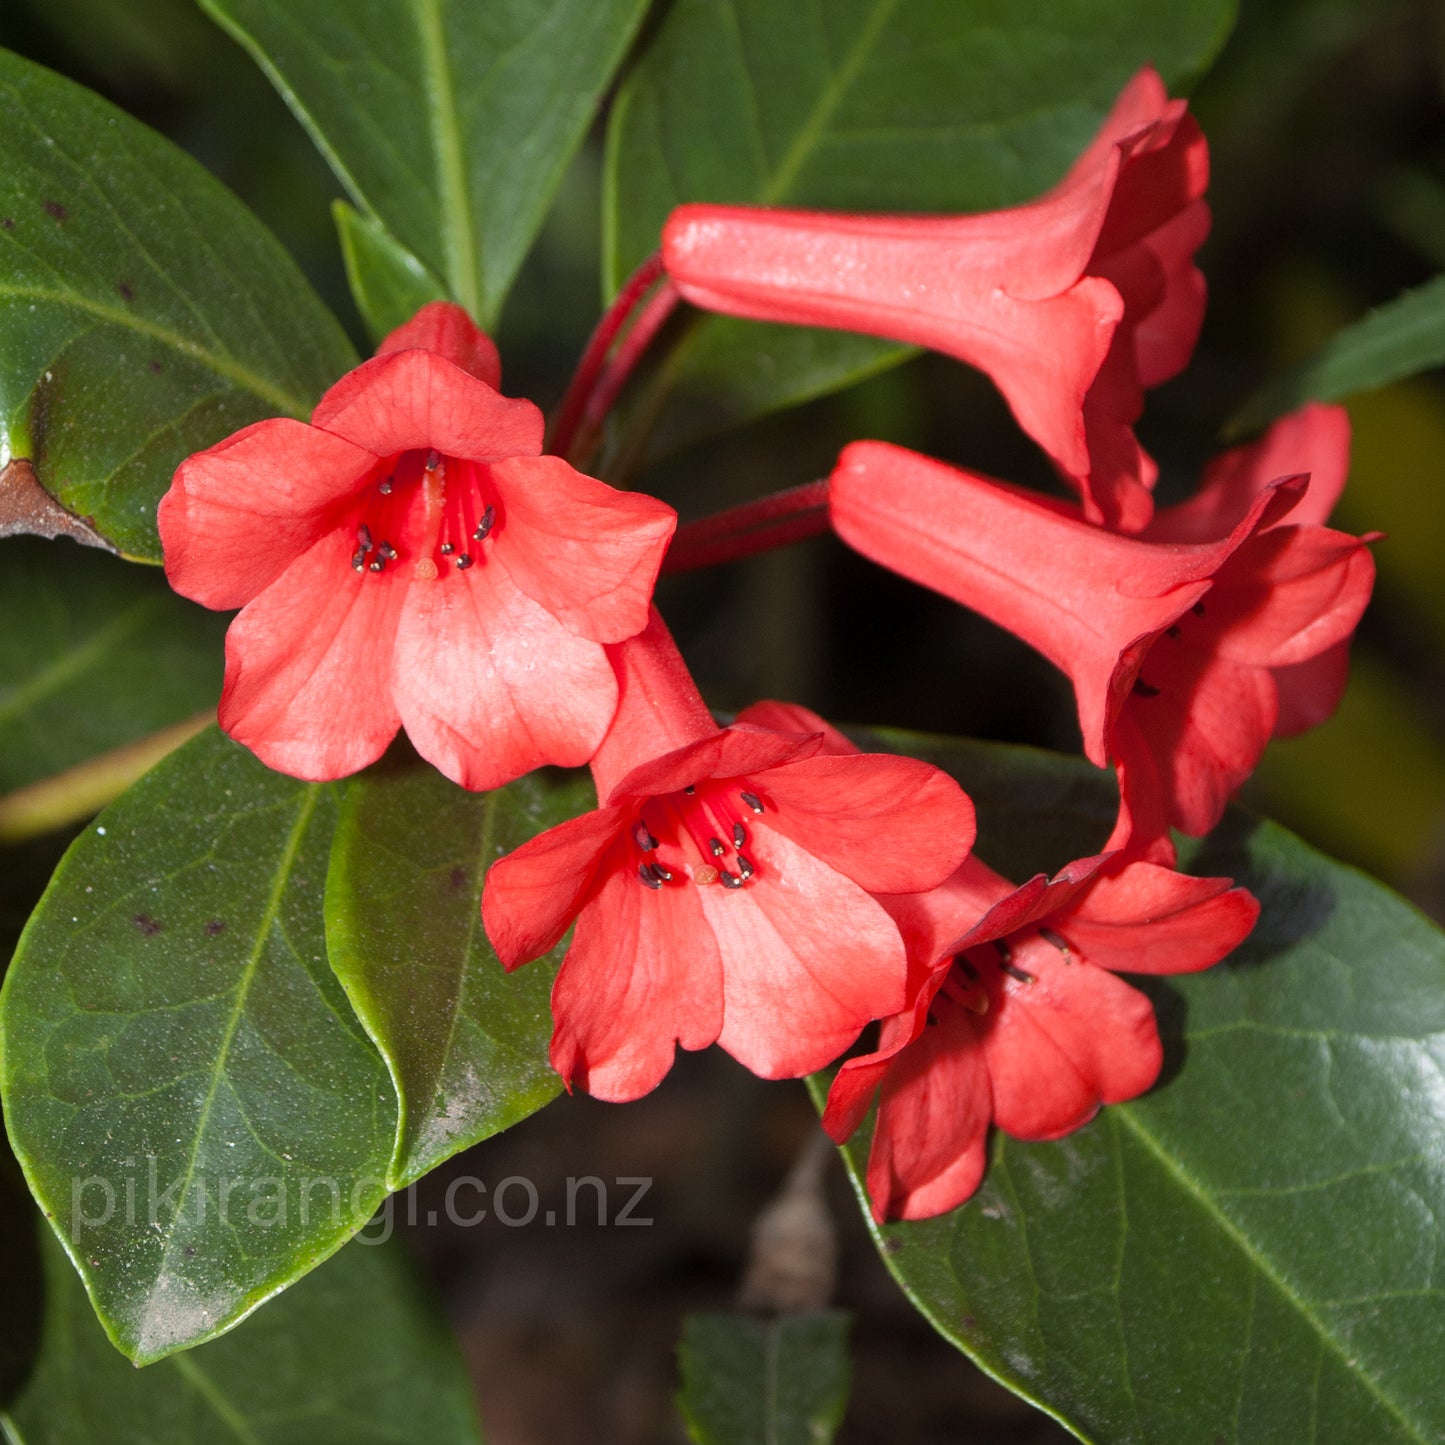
[160,67,1376,1223]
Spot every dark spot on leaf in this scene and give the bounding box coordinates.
[184,1247,196,1258]
[449,865,469,892]
[204,919,225,937]
[882,1235,903,1254]
[117,280,134,302]
[0,217,13,229]
[133,914,162,936]
[962,1314,978,1330]
[148,360,162,374]
[42,200,68,222]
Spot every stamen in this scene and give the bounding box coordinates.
[684,785,695,795]
[425,449,441,471]
[709,838,726,858]
[637,864,663,890]
[378,542,397,561]
[357,524,373,551]
[455,554,473,570]
[351,548,368,571]
[739,791,764,814]
[733,822,747,850]
[650,863,674,882]
[1133,679,1161,697]
[1039,926,1071,959]
[719,869,745,889]
[1165,625,1182,639]
[1002,961,1036,985]
[736,856,754,880]
[474,505,495,541]
[368,557,386,573]
[440,542,455,555]
[1192,601,1206,616]
[634,823,658,851]
[956,956,979,981]
[993,940,1012,964]
[379,478,393,495]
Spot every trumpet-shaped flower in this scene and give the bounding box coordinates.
[662,67,1208,530]
[159,302,676,788]
[829,438,1375,860]
[481,612,978,1101]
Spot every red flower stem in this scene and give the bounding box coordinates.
[550,252,666,461]
[662,480,832,574]
[576,280,681,443]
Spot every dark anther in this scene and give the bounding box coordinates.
[1165,625,1181,639]
[634,823,658,851]
[710,838,726,858]
[357,524,373,551]
[733,822,747,850]
[651,863,674,882]
[455,554,473,570]
[1192,601,1206,616]
[368,558,386,573]
[1133,679,1161,697]
[993,939,1012,964]
[926,1011,939,1027]
[637,863,663,890]
[351,549,368,572]
[1002,962,1036,985]
[684,785,696,795]
[719,869,745,889]
[440,542,455,555]
[378,542,398,561]
[474,505,495,541]
[740,790,764,814]
[425,449,441,471]
[955,956,979,981]
[379,478,393,495]
[736,856,754,880]
[1039,926,1071,959]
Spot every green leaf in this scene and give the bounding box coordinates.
[819,734,1445,1445]
[333,201,449,348]
[0,728,398,1364]
[2,1226,484,1444]
[605,0,1236,456]
[0,539,225,796]
[200,0,654,329]
[677,1312,851,1445]
[0,47,356,561]
[325,763,592,1189]
[1229,273,1445,436]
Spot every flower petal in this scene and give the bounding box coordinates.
[218,528,405,779]
[549,864,723,1101]
[311,349,543,461]
[1059,860,1259,974]
[984,943,1162,1140]
[1273,639,1352,738]
[489,455,675,642]
[394,550,619,790]
[866,1005,992,1222]
[701,826,908,1078]
[376,300,502,389]
[759,752,976,895]
[480,805,622,969]
[160,419,378,609]
[1207,525,1375,668]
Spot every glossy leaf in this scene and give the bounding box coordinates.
[0,728,398,1365]
[0,538,225,796]
[820,734,1445,1445]
[677,1312,851,1445]
[604,0,1237,455]
[325,763,591,1189]
[201,0,654,328]
[1230,272,1445,436]
[0,47,356,561]
[1,1225,484,1444]
[333,201,448,348]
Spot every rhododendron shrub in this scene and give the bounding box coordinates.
[1,11,1440,1442]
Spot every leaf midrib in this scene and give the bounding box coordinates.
[0,283,312,419]
[409,0,479,316]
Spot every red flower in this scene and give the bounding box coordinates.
[829,437,1375,860]
[159,302,676,788]
[662,67,1207,531]
[743,701,1257,1223]
[480,612,978,1101]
